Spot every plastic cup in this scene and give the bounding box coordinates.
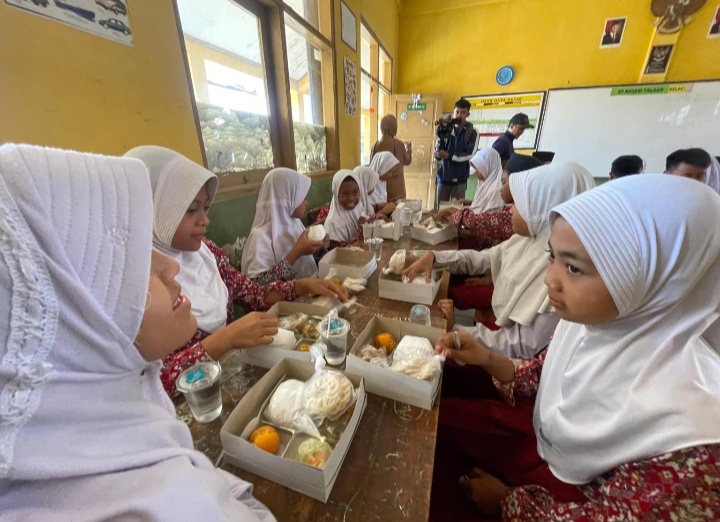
[402,207,414,226]
[319,317,350,365]
[176,361,223,423]
[362,222,374,239]
[367,237,383,261]
[409,304,431,326]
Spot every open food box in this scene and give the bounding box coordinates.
[221,359,366,502]
[318,247,377,280]
[411,217,458,245]
[238,302,331,369]
[346,316,444,410]
[371,219,401,241]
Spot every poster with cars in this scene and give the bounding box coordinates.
[5,0,133,46]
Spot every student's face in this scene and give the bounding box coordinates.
[510,205,530,236]
[545,217,619,325]
[339,179,360,210]
[134,250,197,361]
[172,185,211,251]
[666,163,707,182]
[453,107,469,124]
[509,124,526,139]
[292,199,308,219]
[500,170,513,204]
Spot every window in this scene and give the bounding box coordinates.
[176,0,337,197]
[359,21,393,165]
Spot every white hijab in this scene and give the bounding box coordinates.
[125,146,229,334]
[368,152,399,205]
[536,174,720,485]
[489,163,596,327]
[241,168,316,278]
[469,148,505,213]
[354,165,380,217]
[325,169,365,243]
[705,155,720,194]
[0,144,272,520]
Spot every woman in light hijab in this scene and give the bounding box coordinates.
[125,146,347,395]
[241,168,327,282]
[368,151,401,217]
[458,148,505,214]
[323,169,367,248]
[404,163,595,360]
[371,114,412,200]
[431,174,720,520]
[354,165,380,218]
[0,144,275,520]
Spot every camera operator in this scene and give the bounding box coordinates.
[434,98,480,207]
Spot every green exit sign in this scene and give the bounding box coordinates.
[407,103,427,110]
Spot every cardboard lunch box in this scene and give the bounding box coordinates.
[371,219,401,241]
[318,247,377,280]
[346,316,444,410]
[378,267,442,306]
[238,302,332,369]
[411,222,458,245]
[220,359,367,502]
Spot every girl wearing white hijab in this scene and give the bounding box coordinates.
[368,151,401,215]
[404,163,595,359]
[125,146,347,395]
[433,174,720,520]
[0,144,275,520]
[324,169,366,246]
[464,148,505,213]
[354,165,380,217]
[241,168,324,282]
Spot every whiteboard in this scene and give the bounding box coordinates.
[464,92,545,149]
[537,82,720,178]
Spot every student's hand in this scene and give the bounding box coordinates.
[465,276,492,286]
[435,207,458,222]
[380,202,396,216]
[295,278,349,303]
[434,330,493,367]
[224,312,279,350]
[438,299,455,332]
[401,252,435,283]
[359,216,368,226]
[322,234,331,249]
[372,214,388,222]
[459,198,473,206]
[459,468,508,519]
[288,230,323,263]
[437,150,450,160]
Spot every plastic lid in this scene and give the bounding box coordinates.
[176,361,221,393]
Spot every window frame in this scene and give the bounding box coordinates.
[173,0,338,202]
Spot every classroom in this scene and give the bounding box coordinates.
[1,0,719,521]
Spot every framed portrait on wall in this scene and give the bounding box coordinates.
[644,44,674,74]
[709,6,720,38]
[600,17,627,48]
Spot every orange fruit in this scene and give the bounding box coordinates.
[297,344,310,352]
[374,332,397,355]
[250,425,280,454]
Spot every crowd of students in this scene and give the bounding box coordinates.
[0,133,718,520]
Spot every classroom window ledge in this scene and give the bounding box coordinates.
[213,168,335,203]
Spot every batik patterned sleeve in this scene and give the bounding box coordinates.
[502,445,720,521]
[249,259,297,285]
[314,206,329,225]
[160,330,210,396]
[450,207,514,250]
[492,349,547,406]
[205,238,295,311]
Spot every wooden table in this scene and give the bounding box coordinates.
[176,233,458,521]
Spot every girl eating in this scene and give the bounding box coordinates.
[368,151,401,216]
[241,168,326,282]
[125,146,347,395]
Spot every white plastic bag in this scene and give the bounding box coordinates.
[264,379,321,438]
[389,335,444,382]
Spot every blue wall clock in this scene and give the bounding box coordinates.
[496,66,515,86]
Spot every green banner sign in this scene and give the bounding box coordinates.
[611,84,686,96]
[407,103,427,110]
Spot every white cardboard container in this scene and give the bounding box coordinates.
[318,248,377,280]
[238,302,331,369]
[411,223,458,245]
[378,268,442,305]
[221,359,366,503]
[372,220,401,241]
[346,317,444,409]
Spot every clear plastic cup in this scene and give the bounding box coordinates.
[319,317,350,365]
[409,304,431,326]
[366,237,383,261]
[362,222,374,240]
[176,361,223,423]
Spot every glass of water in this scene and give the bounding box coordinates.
[176,361,223,423]
[366,237,383,261]
[319,317,350,365]
[409,304,431,326]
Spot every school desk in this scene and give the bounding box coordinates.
[175,233,458,521]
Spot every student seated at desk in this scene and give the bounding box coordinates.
[0,144,276,521]
[437,153,543,252]
[241,168,328,283]
[431,175,720,521]
[125,146,347,396]
[454,148,505,213]
[368,151,401,215]
[403,163,595,360]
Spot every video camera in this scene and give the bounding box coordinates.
[435,116,462,139]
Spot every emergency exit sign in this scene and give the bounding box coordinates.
[407,103,427,110]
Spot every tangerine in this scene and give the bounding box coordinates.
[373,332,397,355]
[250,425,280,454]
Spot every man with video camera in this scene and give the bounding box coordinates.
[434,98,480,207]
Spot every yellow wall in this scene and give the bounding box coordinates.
[0,1,203,163]
[334,0,400,167]
[397,0,720,111]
